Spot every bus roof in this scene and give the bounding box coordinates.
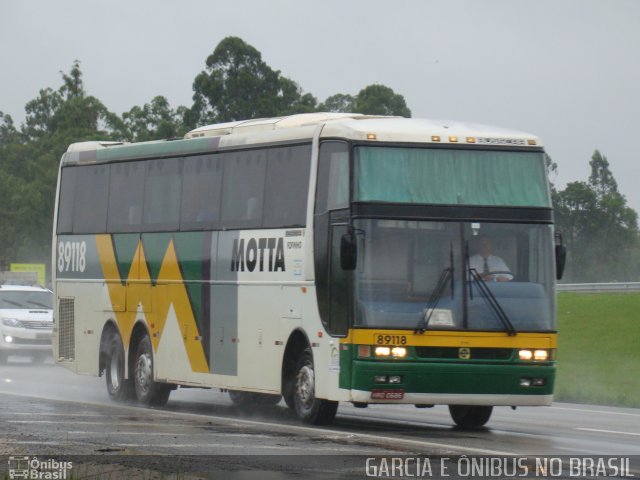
[61,113,542,166]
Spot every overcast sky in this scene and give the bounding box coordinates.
[2,0,639,211]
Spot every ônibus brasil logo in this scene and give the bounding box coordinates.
[8,456,72,479]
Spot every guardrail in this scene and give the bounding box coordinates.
[557,282,640,293]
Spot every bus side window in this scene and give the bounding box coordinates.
[142,158,182,231]
[180,154,222,230]
[56,167,77,234]
[315,141,349,214]
[220,150,266,229]
[107,161,145,232]
[73,164,109,233]
[263,144,311,228]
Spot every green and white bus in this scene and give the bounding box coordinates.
[53,113,564,426]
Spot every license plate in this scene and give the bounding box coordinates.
[371,389,405,400]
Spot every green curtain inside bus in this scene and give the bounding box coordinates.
[355,147,551,207]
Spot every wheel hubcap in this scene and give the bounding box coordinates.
[296,364,315,409]
[136,353,153,395]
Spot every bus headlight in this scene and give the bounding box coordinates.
[533,350,549,361]
[375,346,391,356]
[518,349,533,361]
[519,349,550,361]
[391,347,407,358]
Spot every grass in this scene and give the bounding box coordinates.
[555,291,640,407]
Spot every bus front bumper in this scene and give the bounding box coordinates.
[349,360,555,405]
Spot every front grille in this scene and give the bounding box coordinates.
[57,297,75,361]
[416,346,513,360]
[21,320,52,330]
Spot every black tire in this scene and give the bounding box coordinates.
[293,348,338,425]
[105,335,135,402]
[228,390,282,407]
[133,334,172,407]
[282,376,296,410]
[448,405,493,428]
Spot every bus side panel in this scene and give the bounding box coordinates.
[55,234,118,376]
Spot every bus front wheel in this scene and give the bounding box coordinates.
[293,348,338,425]
[105,334,134,402]
[448,405,493,428]
[133,334,172,407]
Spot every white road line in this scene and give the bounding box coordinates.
[551,406,640,418]
[7,412,116,417]
[113,443,369,453]
[7,420,185,427]
[66,431,191,436]
[576,427,640,437]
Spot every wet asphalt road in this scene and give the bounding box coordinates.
[1,358,639,478]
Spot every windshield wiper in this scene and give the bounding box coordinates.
[415,243,454,334]
[467,267,517,336]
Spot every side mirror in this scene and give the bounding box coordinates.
[555,233,567,280]
[340,231,357,270]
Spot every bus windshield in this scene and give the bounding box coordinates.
[355,146,551,207]
[353,219,556,332]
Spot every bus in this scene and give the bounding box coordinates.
[52,113,565,427]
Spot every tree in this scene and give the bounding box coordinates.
[319,84,411,117]
[118,96,188,142]
[187,36,316,126]
[554,150,639,282]
[0,61,122,266]
[354,84,411,117]
[318,93,355,113]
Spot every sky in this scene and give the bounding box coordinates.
[1,0,639,212]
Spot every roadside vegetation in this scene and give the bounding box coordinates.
[555,292,640,407]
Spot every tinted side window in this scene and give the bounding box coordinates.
[263,145,311,228]
[315,141,349,213]
[221,149,266,228]
[181,154,223,230]
[143,158,182,231]
[56,167,77,234]
[74,164,109,233]
[107,161,145,232]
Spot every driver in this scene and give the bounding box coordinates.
[469,235,511,281]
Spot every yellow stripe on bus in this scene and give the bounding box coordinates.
[95,234,209,373]
[341,329,557,349]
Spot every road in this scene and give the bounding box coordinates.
[1,358,639,478]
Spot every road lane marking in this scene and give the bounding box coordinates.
[7,412,114,417]
[7,420,187,427]
[113,443,372,453]
[576,427,640,437]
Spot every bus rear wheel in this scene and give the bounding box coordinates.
[133,334,172,407]
[448,405,493,428]
[293,348,338,425]
[105,335,134,402]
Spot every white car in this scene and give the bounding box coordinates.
[0,285,53,363]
